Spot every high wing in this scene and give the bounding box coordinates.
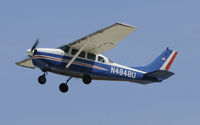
[60,22,136,54]
[16,58,35,69]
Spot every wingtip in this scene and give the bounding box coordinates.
[15,61,20,65]
[116,22,136,29]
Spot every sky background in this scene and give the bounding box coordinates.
[0,0,199,124]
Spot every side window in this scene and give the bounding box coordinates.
[71,49,85,58]
[87,53,96,61]
[71,49,78,55]
[79,51,85,58]
[98,56,105,63]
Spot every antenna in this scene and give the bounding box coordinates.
[166,46,169,51]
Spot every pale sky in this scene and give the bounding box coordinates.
[0,0,199,125]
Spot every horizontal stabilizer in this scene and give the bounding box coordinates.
[16,58,35,69]
[144,70,174,82]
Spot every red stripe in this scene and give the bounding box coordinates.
[37,56,62,61]
[33,55,107,71]
[165,51,178,70]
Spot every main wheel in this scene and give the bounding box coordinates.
[59,83,69,93]
[82,75,92,84]
[38,75,46,84]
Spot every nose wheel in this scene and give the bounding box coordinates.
[59,77,72,93]
[38,72,47,84]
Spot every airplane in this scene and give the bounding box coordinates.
[16,23,178,93]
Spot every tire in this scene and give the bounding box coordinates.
[38,76,46,84]
[59,83,69,93]
[82,75,92,84]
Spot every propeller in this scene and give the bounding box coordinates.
[31,38,39,52]
[18,38,40,66]
[29,38,39,56]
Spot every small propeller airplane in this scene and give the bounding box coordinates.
[16,23,178,93]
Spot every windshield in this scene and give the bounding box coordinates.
[58,45,70,53]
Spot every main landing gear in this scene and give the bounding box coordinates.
[37,73,92,93]
[59,75,92,93]
[59,77,72,93]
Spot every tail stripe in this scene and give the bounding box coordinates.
[160,51,178,70]
[165,51,178,70]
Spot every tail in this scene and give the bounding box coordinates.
[134,47,178,72]
[133,47,178,83]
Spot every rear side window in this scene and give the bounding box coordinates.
[87,53,96,61]
[98,56,105,63]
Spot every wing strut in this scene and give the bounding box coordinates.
[65,39,89,68]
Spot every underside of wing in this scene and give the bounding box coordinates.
[60,22,136,54]
[16,58,35,69]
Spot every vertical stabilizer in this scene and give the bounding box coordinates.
[134,48,178,72]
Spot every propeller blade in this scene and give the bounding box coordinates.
[31,38,39,52]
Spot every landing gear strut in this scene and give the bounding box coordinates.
[38,72,47,84]
[59,77,72,93]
